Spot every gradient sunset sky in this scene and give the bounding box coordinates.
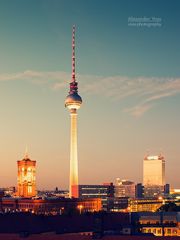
[0,0,179,189]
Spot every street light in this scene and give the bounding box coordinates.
[77,204,83,214]
[60,207,64,215]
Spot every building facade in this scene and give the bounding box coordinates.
[17,153,36,198]
[129,198,179,212]
[107,197,129,212]
[79,183,114,210]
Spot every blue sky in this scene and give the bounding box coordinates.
[0,0,179,189]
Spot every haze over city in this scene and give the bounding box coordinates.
[0,0,179,190]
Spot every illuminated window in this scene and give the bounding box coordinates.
[28,186,32,193]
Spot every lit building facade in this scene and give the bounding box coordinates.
[115,179,135,198]
[17,153,36,198]
[0,197,101,214]
[129,198,179,212]
[143,154,165,197]
[129,198,164,212]
[65,26,82,198]
[139,212,180,236]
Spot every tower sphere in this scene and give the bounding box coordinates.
[65,92,82,110]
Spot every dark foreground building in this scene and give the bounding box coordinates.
[0,212,129,234]
[0,233,180,240]
[0,211,179,238]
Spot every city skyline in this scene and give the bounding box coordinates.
[0,0,179,189]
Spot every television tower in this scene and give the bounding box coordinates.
[65,26,82,198]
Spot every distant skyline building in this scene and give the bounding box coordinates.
[65,26,82,198]
[135,183,144,199]
[115,179,135,198]
[17,150,36,197]
[143,154,165,197]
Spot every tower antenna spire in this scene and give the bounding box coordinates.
[69,25,78,95]
[24,145,29,159]
[72,25,76,82]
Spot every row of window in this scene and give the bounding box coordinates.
[143,228,178,235]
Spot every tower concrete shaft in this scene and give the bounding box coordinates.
[70,109,79,198]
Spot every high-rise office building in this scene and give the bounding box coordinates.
[143,154,165,197]
[17,151,36,197]
[65,26,82,198]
